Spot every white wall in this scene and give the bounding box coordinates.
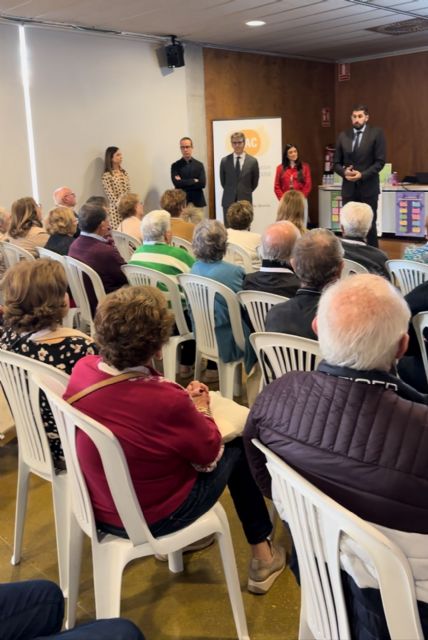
[0,24,208,213]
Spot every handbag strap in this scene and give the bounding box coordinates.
[66,371,147,405]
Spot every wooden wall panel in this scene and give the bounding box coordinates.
[335,52,428,181]
[203,49,335,224]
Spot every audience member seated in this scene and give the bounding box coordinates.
[276,190,306,235]
[397,279,428,393]
[266,228,343,338]
[0,206,11,276]
[403,216,428,263]
[243,221,300,296]
[69,203,127,314]
[340,201,389,277]
[6,197,49,257]
[64,285,285,594]
[45,207,78,255]
[160,188,195,243]
[0,259,96,468]
[181,203,203,225]
[226,200,261,269]
[191,220,256,374]
[116,192,144,242]
[53,186,78,215]
[129,209,194,278]
[244,274,428,639]
[0,579,144,640]
[86,195,109,210]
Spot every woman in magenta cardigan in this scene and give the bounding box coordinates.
[274,144,312,199]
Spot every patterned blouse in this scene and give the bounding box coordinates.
[403,242,428,264]
[102,169,131,230]
[0,328,97,468]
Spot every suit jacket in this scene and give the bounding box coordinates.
[243,261,300,298]
[220,153,259,210]
[265,288,320,339]
[334,125,386,199]
[171,157,206,207]
[341,238,390,278]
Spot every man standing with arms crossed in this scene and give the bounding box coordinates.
[334,104,386,247]
[171,137,206,211]
[220,131,259,225]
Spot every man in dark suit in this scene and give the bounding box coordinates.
[171,137,206,208]
[220,131,259,223]
[334,104,386,247]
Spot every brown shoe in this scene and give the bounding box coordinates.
[247,541,286,594]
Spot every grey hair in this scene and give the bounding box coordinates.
[340,202,373,239]
[292,228,344,289]
[262,221,300,262]
[142,210,171,242]
[192,219,227,262]
[317,274,410,371]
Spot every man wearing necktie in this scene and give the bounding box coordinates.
[220,131,260,226]
[334,104,386,247]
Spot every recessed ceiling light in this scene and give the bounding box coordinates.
[246,20,266,27]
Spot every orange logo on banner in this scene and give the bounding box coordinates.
[242,129,261,155]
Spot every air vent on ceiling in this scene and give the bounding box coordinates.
[368,18,428,35]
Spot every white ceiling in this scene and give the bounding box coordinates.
[1,0,428,62]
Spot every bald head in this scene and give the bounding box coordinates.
[53,186,76,208]
[261,221,300,263]
[316,274,410,371]
[292,228,344,289]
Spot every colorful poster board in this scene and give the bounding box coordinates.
[330,191,342,231]
[395,192,425,237]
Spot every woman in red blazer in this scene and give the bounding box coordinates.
[274,144,312,200]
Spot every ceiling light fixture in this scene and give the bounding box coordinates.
[245,20,266,27]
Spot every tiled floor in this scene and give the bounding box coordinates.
[0,438,301,640]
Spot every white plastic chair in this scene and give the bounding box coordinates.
[36,372,250,639]
[171,235,195,257]
[225,242,256,274]
[111,230,139,261]
[121,264,194,381]
[386,259,428,295]
[341,258,369,277]
[178,273,245,399]
[0,240,36,267]
[37,248,80,329]
[64,256,106,335]
[252,438,423,640]
[412,311,428,383]
[237,290,289,332]
[0,350,77,627]
[250,332,322,387]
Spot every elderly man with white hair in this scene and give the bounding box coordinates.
[340,201,389,277]
[244,274,428,639]
[129,209,194,277]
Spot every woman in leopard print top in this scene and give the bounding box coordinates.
[102,146,131,229]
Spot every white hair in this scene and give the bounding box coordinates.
[142,209,171,242]
[340,202,373,239]
[317,274,410,371]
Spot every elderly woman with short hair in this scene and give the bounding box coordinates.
[7,197,49,256]
[226,200,261,268]
[160,188,195,243]
[45,206,78,255]
[191,219,256,373]
[64,285,284,594]
[117,193,144,242]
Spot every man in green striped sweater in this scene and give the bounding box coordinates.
[129,209,194,276]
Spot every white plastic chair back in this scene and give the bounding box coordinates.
[171,235,195,257]
[111,230,139,261]
[252,439,423,640]
[36,373,250,638]
[178,273,245,398]
[0,241,35,268]
[37,248,79,329]
[412,311,428,383]
[386,259,428,295]
[341,258,369,277]
[122,264,194,381]
[64,256,106,334]
[0,351,76,625]
[250,331,321,387]
[237,290,288,333]
[225,242,255,274]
